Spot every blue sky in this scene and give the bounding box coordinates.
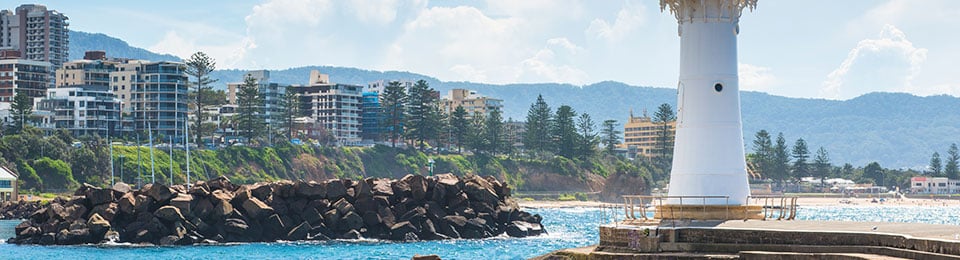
[24,0,960,99]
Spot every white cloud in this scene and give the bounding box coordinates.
[586,1,647,42]
[148,31,252,68]
[343,0,403,25]
[383,6,527,83]
[820,24,927,99]
[546,37,583,54]
[738,63,776,92]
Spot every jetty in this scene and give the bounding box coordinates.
[536,196,960,259]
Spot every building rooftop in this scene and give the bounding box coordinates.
[0,165,17,180]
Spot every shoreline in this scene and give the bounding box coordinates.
[517,196,960,208]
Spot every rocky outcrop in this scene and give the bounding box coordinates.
[599,173,649,202]
[0,200,43,220]
[7,174,545,245]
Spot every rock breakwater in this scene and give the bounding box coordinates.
[7,174,545,245]
[0,200,42,220]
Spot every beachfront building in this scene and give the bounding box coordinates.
[0,165,16,202]
[130,61,188,139]
[0,53,52,101]
[440,89,502,118]
[360,91,382,142]
[55,52,115,87]
[35,85,121,137]
[0,4,69,77]
[289,70,362,146]
[910,176,960,194]
[226,70,287,133]
[620,109,676,158]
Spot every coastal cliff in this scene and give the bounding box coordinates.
[7,174,545,245]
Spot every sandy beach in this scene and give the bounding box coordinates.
[517,196,960,208]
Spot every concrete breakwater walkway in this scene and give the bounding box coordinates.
[7,174,545,245]
[538,220,960,259]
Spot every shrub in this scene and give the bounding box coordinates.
[32,157,77,192]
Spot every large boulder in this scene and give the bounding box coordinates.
[117,193,137,215]
[87,213,111,239]
[144,183,174,203]
[223,218,248,235]
[340,211,363,231]
[56,228,92,245]
[169,194,194,217]
[286,221,311,240]
[263,214,286,240]
[325,179,348,200]
[371,178,394,197]
[250,183,274,202]
[402,174,428,201]
[389,221,419,241]
[241,197,274,220]
[463,177,499,205]
[90,202,118,221]
[155,206,185,222]
[85,186,115,206]
[295,181,326,199]
[332,198,355,215]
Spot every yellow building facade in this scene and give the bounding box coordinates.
[621,110,676,157]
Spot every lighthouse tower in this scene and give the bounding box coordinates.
[660,0,757,208]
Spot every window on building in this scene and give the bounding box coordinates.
[915,183,921,186]
[939,183,947,187]
[0,180,10,188]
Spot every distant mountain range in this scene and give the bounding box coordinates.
[68,31,960,169]
[68,31,181,62]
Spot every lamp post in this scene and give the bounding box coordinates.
[119,154,125,184]
[428,158,435,176]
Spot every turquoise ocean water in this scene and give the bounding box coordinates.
[2,206,959,259]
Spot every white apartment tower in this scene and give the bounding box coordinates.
[290,70,362,146]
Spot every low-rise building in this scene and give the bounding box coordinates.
[910,176,960,194]
[621,109,676,158]
[289,70,361,146]
[440,89,502,118]
[35,85,122,137]
[0,165,17,202]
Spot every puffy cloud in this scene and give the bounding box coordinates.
[586,1,647,42]
[738,63,776,92]
[820,24,927,99]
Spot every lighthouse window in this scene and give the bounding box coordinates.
[714,83,723,92]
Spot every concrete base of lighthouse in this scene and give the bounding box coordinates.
[655,205,763,220]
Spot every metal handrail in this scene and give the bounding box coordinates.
[621,194,799,221]
[622,195,731,221]
[746,195,799,221]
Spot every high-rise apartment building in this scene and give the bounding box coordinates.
[0,53,51,101]
[130,61,188,139]
[226,70,286,131]
[0,4,69,80]
[360,91,382,141]
[290,70,361,146]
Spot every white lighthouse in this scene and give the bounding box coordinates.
[661,0,757,207]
